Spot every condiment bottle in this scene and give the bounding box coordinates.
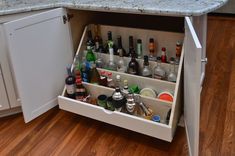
[126,93,137,115]
[75,78,87,101]
[99,71,107,86]
[112,87,126,112]
[161,47,167,63]
[149,38,156,61]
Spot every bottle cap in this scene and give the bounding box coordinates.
[152,115,161,122]
[162,47,166,51]
[124,79,128,84]
[144,55,148,62]
[116,74,121,80]
[176,41,182,46]
[149,38,154,42]
[137,39,142,43]
[76,78,82,84]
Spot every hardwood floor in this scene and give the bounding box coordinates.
[0,16,235,156]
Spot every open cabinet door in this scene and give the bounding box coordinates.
[184,17,202,156]
[3,8,74,123]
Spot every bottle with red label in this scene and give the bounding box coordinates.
[161,47,167,63]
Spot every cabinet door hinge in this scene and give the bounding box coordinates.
[63,14,74,24]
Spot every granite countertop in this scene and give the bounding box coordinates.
[0,0,228,16]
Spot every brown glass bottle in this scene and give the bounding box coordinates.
[128,36,135,57]
[90,63,100,84]
[127,52,139,75]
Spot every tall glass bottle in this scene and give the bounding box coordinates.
[90,63,100,84]
[107,47,117,71]
[136,39,143,59]
[86,45,96,62]
[94,25,101,52]
[127,52,139,75]
[86,30,95,49]
[105,31,117,54]
[149,38,156,61]
[167,57,177,82]
[128,36,135,57]
[117,36,127,56]
[65,65,76,99]
[142,55,152,77]
[153,57,166,80]
[95,38,104,68]
[117,46,126,73]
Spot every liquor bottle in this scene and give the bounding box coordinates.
[94,25,101,52]
[86,45,96,62]
[161,47,167,63]
[128,36,135,57]
[136,39,143,59]
[153,57,166,80]
[127,52,139,75]
[65,65,76,99]
[112,87,126,112]
[149,38,156,61]
[167,57,177,82]
[81,57,90,82]
[117,36,127,57]
[107,47,117,71]
[75,78,87,101]
[126,93,137,115]
[107,72,115,88]
[90,63,100,84]
[99,71,108,86]
[115,75,122,89]
[175,41,182,65]
[105,31,117,54]
[117,48,126,73]
[122,79,129,96]
[86,30,95,49]
[142,55,152,77]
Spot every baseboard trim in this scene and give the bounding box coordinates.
[0,107,22,118]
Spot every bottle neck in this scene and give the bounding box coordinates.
[109,48,114,62]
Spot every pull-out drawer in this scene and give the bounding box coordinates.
[58,24,184,142]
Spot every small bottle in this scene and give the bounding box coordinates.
[149,38,156,61]
[161,47,167,63]
[99,71,108,86]
[153,57,166,80]
[86,30,95,49]
[65,65,76,99]
[142,55,152,77]
[175,41,182,65]
[112,87,126,112]
[94,25,101,52]
[115,75,122,89]
[117,48,126,73]
[107,47,117,71]
[75,78,87,101]
[86,45,96,62]
[126,93,137,115]
[127,52,139,75]
[105,31,117,54]
[81,57,90,82]
[122,79,129,96]
[128,36,135,57]
[167,57,177,82]
[90,63,100,84]
[136,39,143,59]
[107,72,115,88]
[117,36,127,57]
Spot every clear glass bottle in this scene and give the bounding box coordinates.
[149,38,156,61]
[122,79,129,96]
[167,57,177,82]
[153,57,166,80]
[127,52,139,75]
[142,55,152,77]
[115,74,122,89]
[107,47,117,71]
[94,25,101,52]
[95,39,104,68]
[136,39,142,59]
[117,48,126,73]
[126,93,137,115]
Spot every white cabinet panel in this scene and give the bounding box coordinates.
[3,8,74,122]
[184,17,202,156]
[0,67,10,111]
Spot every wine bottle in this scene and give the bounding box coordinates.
[105,31,117,54]
[65,65,76,99]
[142,55,152,77]
[127,52,139,75]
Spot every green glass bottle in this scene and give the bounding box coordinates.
[86,45,96,62]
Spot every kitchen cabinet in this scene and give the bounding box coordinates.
[0,66,10,111]
[2,8,205,156]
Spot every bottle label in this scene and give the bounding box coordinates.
[66,84,75,94]
[82,72,89,82]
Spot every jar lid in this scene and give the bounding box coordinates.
[152,115,161,122]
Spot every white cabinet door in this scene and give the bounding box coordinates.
[3,8,74,122]
[0,67,10,111]
[184,17,202,156]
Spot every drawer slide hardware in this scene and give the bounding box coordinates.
[201,58,208,64]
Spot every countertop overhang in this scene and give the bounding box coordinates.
[0,0,228,17]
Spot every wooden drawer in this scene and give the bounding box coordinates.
[58,24,184,142]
